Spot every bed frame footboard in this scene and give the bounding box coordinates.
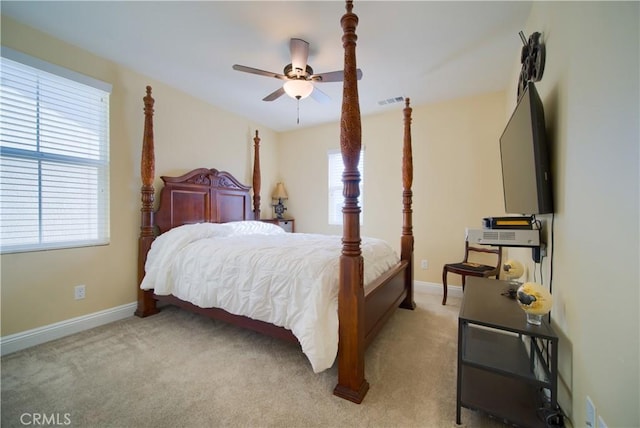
[364,261,409,346]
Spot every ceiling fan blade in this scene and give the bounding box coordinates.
[310,86,331,104]
[311,68,363,83]
[290,38,309,76]
[233,64,287,80]
[262,86,286,102]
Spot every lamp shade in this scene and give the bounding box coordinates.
[283,80,313,99]
[272,182,288,200]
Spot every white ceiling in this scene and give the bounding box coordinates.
[2,1,532,132]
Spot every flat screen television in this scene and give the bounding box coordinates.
[499,81,553,215]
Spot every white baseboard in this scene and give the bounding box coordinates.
[414,280,463,299]
[0,302,137,356]
[0,281,457,356]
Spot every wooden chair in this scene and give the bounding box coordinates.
[441,241,502,305]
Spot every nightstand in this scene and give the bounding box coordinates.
[261,218,294,233]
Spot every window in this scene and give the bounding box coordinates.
[328,149,364,225]
[0,48,111,253]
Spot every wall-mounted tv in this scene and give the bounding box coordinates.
[499,81,553,215]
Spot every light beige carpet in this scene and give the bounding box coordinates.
[1,291,504,428]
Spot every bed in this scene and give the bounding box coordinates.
[135,0,415,404]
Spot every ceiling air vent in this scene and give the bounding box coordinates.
[378,96,405,106]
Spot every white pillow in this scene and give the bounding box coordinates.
[225,220,286,236]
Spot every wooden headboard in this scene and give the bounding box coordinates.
[155,168,253,234]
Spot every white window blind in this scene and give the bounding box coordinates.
[0,49,111,253]
[328,149,364,225]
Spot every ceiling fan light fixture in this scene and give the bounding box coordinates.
[283,80,313,100]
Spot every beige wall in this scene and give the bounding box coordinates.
[512,2,638,427]
[0,16,279,336]
[278,92,507,286]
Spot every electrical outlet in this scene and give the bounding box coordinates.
[420,259,428,270]
[586,396,596,428]
[74,285,86,300]
[597,415,608,428]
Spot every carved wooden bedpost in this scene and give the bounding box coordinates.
[400,99,416,310]
[252,130,261,220]
[135,86,159,318]
[333,0,369,404]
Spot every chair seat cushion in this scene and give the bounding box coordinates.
[446,262,495,273]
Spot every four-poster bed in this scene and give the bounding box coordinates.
[135,0,415,403]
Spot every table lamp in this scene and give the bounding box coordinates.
[272,182,288,219]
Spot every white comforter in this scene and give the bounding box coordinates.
[140,221,399,373]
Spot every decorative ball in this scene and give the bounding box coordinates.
[503,259,525,280]
[516,282,553,316]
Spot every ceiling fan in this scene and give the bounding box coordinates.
[232,38,363,104]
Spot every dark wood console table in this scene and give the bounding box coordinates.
[457,277,559,427]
